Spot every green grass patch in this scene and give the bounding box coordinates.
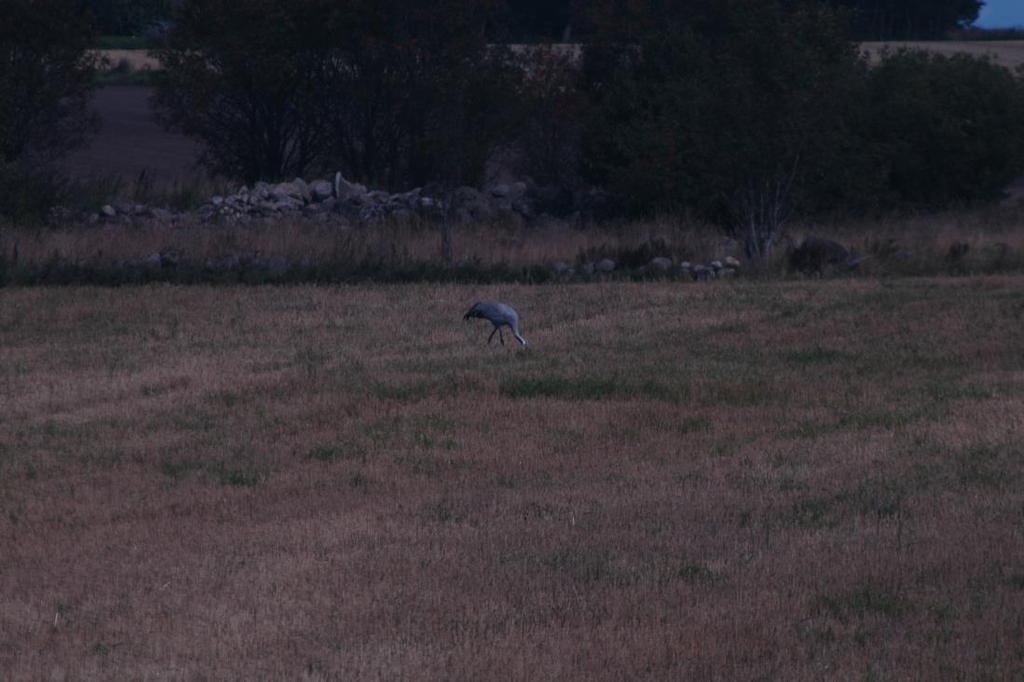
[785,345,854,364]
[544,547,618,584]
[814,580,913,622]
[499,374,690,403]
[159,457,269,487]
[671,560,719,585]
[500,375,618,400]
[306,442,367,463]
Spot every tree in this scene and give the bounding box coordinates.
[834,0,983,40]
[867,49,1024,207]
[84,0,177,36]
[151,0,335,182]
[0,0,100,221]
[313,0,516,190]
[581,0,871,259]
[153,0,514,188]
[0,0,99,165]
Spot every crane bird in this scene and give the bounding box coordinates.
[463,301,527,347]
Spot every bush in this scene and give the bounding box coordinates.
[867,50,1024,208]
[0,0,100,222]
[579,1,870,258]
[154,0,516,189]
[0,0,100,165]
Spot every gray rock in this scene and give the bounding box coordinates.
[273,199,300,212]
[724,255,741,268]
[267,255,289,275]
[159,250,182,268]
[710,260,723,271]
[550,260,574,275]
[334,172,367,201]
[211,195,225,207]
[142,252,162,270]
[648,256,672,272]
[595,258,617,273]
[691,265,712,281]
[580,261,595,275]
[101,204,117,218]
[272,182,304,202]
[292,177,311,203]
[311,180,333,201]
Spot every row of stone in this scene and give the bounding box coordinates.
[93,173,542,226]
[549,255,742,279]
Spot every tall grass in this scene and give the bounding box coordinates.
[2,206,1022,284]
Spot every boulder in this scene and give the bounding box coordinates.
[724,255,741,268]
[159,250,182,268]
[648,256,672,272]
[595,258,617,273]
[691,264,712,281]
[550,260,574,275]
[292,177,312,203]
[334,172,368,202]
[272,181,305,203]
[267,255,289,275]
[310,180,333,201]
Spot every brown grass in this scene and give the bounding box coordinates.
[4,207,1024,278]
[1,278,1023,679]
[861,40,1024,69]
[91,50,161,71]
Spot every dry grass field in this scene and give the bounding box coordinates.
[1,277,1023,679]
[862,40,1024,69]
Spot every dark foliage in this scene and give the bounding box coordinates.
[866,49,1024,207]
[510,0,984,42]
[0,0,100,165]
[84,0,177,36]
[834,0,982,40]
[153,0,516,189]
[0,0,100,221]
[579,1,871,257]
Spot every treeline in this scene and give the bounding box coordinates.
[505,0,983,41]
[3,0,1024,259]
[83,0,983,42]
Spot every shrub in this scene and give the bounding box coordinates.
[867,49,1024,208]
[0,0,100,222]
[579,1,870,259]
[154,0,516,188]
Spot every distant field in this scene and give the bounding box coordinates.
[95,41,1024,72]
[862,39,1024,68]
[1,279,1022,678]
[60,86,203,185]
[94,49,161,71]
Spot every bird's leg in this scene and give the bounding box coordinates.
[487,327,498,344]
[499,328,505,346]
